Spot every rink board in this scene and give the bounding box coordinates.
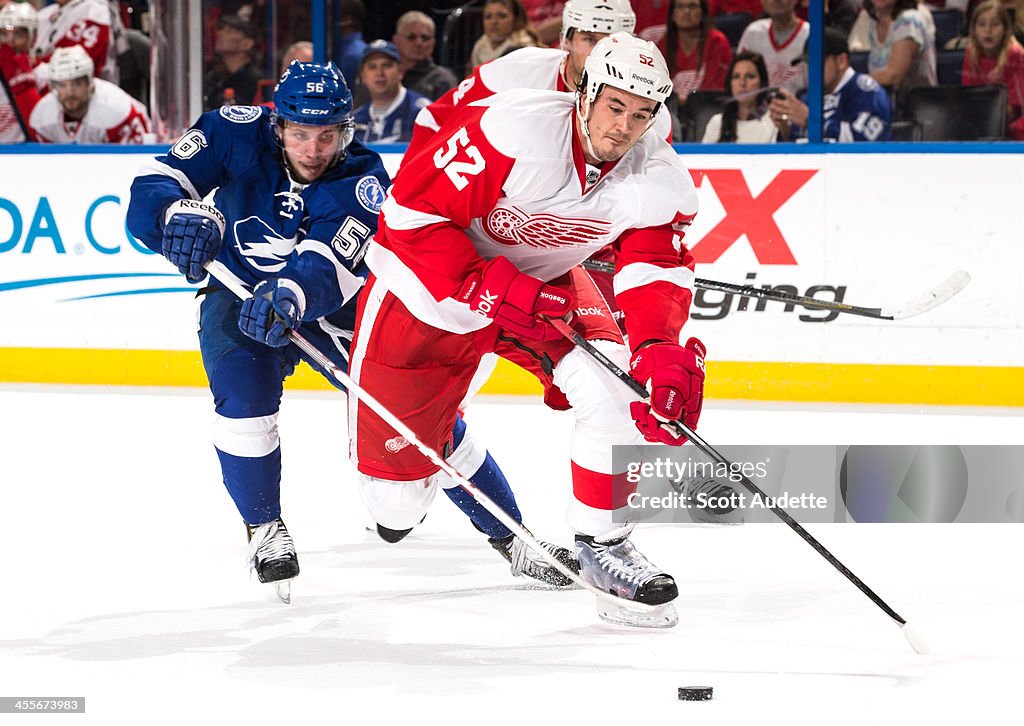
[0,149,1021,406]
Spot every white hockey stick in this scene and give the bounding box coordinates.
[580,260,971,321]
[205,260,677,629]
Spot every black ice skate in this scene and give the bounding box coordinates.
[490,532,579,588]
[575,533,679,628]
[672,473,745,525]
[246,518,299,604]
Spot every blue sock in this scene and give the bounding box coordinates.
[215,446,282,525]
[442,416,521,540]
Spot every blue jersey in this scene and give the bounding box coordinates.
[353,87,430,143]
[824,67,892,142]
[127,105,390,320]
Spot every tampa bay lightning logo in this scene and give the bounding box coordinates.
[233,216,298,273]
[355,176,386,214]
[219,105,262,123]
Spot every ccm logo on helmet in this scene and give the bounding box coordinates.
[302,108,330,115]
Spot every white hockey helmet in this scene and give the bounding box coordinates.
[581,32,672,110]
[561,0,636,42]
[0,1,38,33]
[48,45,95,83]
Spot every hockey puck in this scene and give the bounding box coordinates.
[678,686,713,701]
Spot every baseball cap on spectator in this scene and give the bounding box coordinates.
[218,14,256,39]
[792,27,848,66]
[361,39,400,66]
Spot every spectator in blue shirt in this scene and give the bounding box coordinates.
[353,39,430,143]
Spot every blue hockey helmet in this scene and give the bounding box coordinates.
[271,60,356,175]
[273,60,353,126]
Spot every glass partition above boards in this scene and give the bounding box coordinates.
[1,0,1021,147]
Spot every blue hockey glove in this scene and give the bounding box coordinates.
[238,279,306,348]
[161,199,226,283]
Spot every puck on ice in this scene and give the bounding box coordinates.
[678,686,713,701]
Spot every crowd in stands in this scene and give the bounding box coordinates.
[3,0,1024,145]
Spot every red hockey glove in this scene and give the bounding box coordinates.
[628,337,706,446]
[457,256,574,341]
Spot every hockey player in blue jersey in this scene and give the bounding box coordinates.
[126,60,576,601]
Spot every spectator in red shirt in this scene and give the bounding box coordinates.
[659,0,734,104]
[962,0,1024,138]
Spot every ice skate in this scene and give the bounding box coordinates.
[246,518,299,604]
[575,533,679,628]
[490,532,579,588]
[673,473,745,525]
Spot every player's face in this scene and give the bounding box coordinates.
[483,1,515,43]
[394,22,435,63]
[973,10,1006,54]
[360,56,402,99]
[53,77,92,118]
[0,26,32,54]
[581,87,657,163]
[281,122,344,183]
[563,30,607,89]
[672,1,704,31]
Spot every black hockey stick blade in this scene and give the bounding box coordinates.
[546,316,929,654]
[579,260,970,321]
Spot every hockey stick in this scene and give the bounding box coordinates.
[580,259,971,321]
[204,260,675,628]
[545,316,930,654]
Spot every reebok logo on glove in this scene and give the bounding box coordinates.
[473,290,500,317]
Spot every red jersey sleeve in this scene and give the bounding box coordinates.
[613,211,697,350]
[405,66,498,162]
[378,105,516,301]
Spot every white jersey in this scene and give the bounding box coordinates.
[737,18,810,94]
[29,77,150,143]
[408,46,672,158]
[372,89,697,345]
[34,0,124,83]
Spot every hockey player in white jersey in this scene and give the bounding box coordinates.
[28,45,149,143]
[349,34,703,623]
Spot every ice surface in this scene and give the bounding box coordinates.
[1,386,1022,724]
